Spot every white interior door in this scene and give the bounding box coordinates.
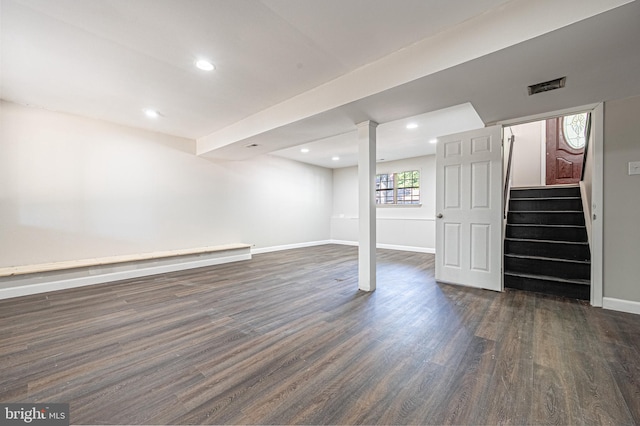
[435,125,503,291]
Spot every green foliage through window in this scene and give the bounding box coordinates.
[376,170,420,205]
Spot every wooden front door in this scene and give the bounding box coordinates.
[545,116,585,185]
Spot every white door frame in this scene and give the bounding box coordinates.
[497,102,603,307]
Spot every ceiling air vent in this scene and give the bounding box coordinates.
[528,77,566,95]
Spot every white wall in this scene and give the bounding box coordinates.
[508,120,545,188]
[0,101,332,268]
[603,94,640,307]
[331,155,436,252]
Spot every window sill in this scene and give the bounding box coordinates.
[376,204,422,208]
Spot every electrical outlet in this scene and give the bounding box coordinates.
[629,161,640,175]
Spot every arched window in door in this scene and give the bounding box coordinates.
[563,113,588,149]
[546,112,588,185]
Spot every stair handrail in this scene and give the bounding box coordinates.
[580,112,592,182]
[503,135,516,219]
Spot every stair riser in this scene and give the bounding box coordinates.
[505,275,589,300]
[505,226,588,242]
[508,212,585,226]
[505,257,590,280]
[509,198,582,211]
[505,240,590,261]
[510,187,580,198]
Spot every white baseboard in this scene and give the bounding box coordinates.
[329,240,358,247]
[603,297,640,315]
[251,240,332,254]
[377,244,435,254]
[329,240,435,254]
[0,253,251,301]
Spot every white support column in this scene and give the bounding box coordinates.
[357,120,378,292]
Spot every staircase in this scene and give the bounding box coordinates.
[504,185,590,300]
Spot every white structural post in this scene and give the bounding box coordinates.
[357,120,378,292]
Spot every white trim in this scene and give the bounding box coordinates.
[377,204,422,209]
[329,240,435,254]
[330,216,436,222]
[590,103,604,307]
[0,253,251,301]
[252,240,436,254]
[603,297,640,315]
[251,240,332,254]
[540,120,547,185]
[377,244,435,254]
[330,240,359,247]
[378,217,435,222]
[497,103,599,127]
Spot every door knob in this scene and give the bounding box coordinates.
[437,213,443,219]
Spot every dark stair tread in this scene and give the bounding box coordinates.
[504,274,590,300]
[511,197,581,201]
[507,211,585,225]
[511,185,579,189]
[505,224,588,235]
[510,187,580,198]
[509,198,584,212]
[504,272,590,286]
[506,224,585,229]
[505,237,589,246]
[504,253,590,265]
[510,210,584,213]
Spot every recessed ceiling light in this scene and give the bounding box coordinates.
[300,148,310,153]
[143,109,159,119]
[406,123,418,129]
[195,59,215,71]
[332,156,340,161]
[430,139,438,144]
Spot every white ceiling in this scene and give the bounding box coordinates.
[2,0,640,169]
[0,0,510,138]
[271,103,483,168]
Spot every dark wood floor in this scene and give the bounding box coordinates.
[1,245,639,425]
